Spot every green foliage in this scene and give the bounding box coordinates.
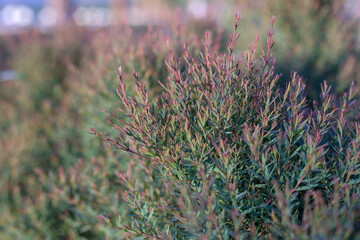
[0,22,222,239]
[0,156,122,240]
[234,0,360,99]
[1,2,359,238]
[269,0,359,98]
[97,16,360,238]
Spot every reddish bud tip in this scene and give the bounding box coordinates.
[271,16,276,24]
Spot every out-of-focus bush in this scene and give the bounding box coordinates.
[0,26,95,239]
[0,156,122,239]
[228,0,360,99]
[1,27,90,199]
[96,17,360,238]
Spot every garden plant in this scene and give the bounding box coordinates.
[0,1,359,238]
[94,15,360,239]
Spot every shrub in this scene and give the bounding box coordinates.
[96,16,360,238]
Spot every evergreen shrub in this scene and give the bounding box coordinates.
[95,16,360,239]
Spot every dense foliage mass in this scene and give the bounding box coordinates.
[0,1,359,238]
[95,16,360,238]
[0,22,221,239]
